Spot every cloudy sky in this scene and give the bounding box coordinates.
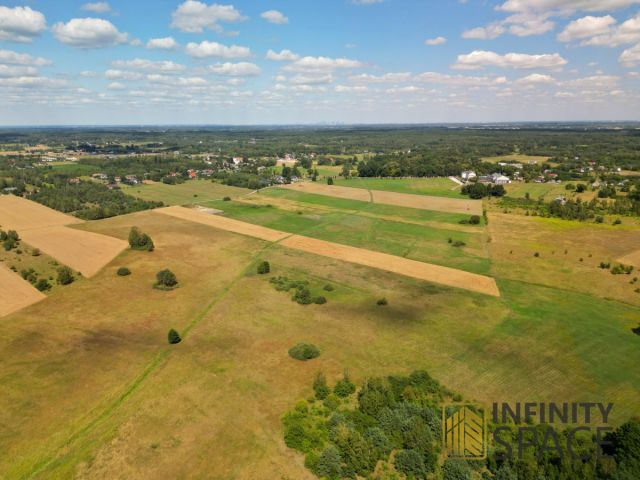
[1,0,640,125]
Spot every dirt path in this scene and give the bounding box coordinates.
[156,206,500,297]
[282,182,481,215]
[0,264,46,317]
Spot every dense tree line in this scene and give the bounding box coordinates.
[27,181,162,220]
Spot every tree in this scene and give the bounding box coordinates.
[334,370,356,398]
[327,177,334,185]
[57,266,75,285]
[128,227,154,251]
[155,269,178,289]
[117,267,131,276]
[168,329,182,344]
[257,261,270,274]
[442,459,472,480]
[313,372,330,399]
[394,449,426,479]
[315,445,343,480]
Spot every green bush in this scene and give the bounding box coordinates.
[257,261,270,274]
[35,278,51,292]
[313,372,330,400]
[168,329,182,344]
[117,267,131,276]
[334,370,356,398]
[56,266,75,285]
[377,298,388,306]
[323,284,335,292]
[288,343,320,361]
[128,227,154,251]
[313,296,327,305]
[155,269,178,289]
[394,449,426,479]
[293,286,313,305]
[31,248,41,257]
[223,196,231,201]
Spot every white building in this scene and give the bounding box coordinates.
[461,170,477,181]
[491,173,511,185]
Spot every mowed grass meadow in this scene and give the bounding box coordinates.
[0,177,639,479]
[125,179,252,205]
[332,176,464,198]
[201,190,491,275]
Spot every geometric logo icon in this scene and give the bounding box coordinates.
[442,403,487,459]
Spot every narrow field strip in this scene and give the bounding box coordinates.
[156,206,500,297]
[281,182,482,215]
[280,235,500,297]
[159,206,291,242]
[0,264,46,317]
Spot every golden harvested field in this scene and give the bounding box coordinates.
[283,182,482,215]
[0,264,46,317]
[280,235,500,297]
[157,206,500,296]
[0,194,81,229]
[0,196,127,277]
[618,249,640,268]
[23,226,128,277]
[158,206,290,242]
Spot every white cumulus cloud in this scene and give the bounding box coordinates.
[111,59,186,72]
[452,50,567,70]
[425,36,447,45]
[147,37,179,50]
[52,18,129,48]
[283,56,366,73]
[0,6,46,43]
[171,1,246,34]
[208,62,262,76]
[266,49,299,61]
[0,49,51,66]
[186,41,251,59]
[261,10,288,24]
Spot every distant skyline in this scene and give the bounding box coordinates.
[1,0,640,125]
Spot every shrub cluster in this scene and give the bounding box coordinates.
[1,229,19,251]
[128,227,154,252]
[270,276,329,305]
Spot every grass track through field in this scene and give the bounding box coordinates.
[22,240,276,480]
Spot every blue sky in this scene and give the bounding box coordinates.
[1,0,640,125]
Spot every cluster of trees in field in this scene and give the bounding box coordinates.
[501,193,640,221]
[27,181,162,220]
[284,370,640,480]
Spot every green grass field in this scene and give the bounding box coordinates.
[481,154,551,164]
[257,187,476,225]
[125,180,252,205]
[331,176,464,198]
[1,209,639,479]
[201,195,490,275]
